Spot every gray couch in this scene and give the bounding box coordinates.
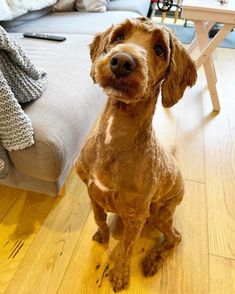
[2,0,150,34]
[0,0,151,196]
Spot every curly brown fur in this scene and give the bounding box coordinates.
[76,17,197,292]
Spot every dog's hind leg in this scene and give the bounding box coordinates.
[142,189,183,277]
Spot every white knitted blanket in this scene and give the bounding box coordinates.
[0,26,47,179]
[0,0,57,21]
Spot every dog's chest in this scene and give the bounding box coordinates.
[87,174,117,212]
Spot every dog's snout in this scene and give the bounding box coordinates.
[110,53,136,77]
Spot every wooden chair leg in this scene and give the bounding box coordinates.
[150,2,157,19]
[174,0,181,23]
[162,11,166,23]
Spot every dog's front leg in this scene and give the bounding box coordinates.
[90,197,110,244]
[109,216,145,292]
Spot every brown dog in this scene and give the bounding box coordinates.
[76,17,197,292]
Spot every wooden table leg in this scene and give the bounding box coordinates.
[202,21,217,83]
[188,21,217,82]
[188,36,198,54]
[194,20,220,112]
[195,23,233,70]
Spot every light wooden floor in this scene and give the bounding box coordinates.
[1,47,235,294]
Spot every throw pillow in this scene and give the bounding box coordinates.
[1,7,52,29]
[75,0,109,12]
[53,0,76,12]
[0,0,57,21]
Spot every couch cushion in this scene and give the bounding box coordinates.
[8,34,106,182]
[5,11,140,34]
[3,161,60,196]
[108,0,151,16]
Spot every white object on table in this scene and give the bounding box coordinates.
[182,0,235,111]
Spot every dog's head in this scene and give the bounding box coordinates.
[90,17,197,107]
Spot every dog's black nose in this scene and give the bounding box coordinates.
[110,53,136,77]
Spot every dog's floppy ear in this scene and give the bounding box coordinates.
[90,26,113,82]
[90,33,102,62]
[161,31,197,107]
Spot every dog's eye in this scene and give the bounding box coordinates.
[154,44,164,56]
[115,33,124,43]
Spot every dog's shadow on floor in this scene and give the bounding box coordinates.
[108,214,162,241]
[85,214,163,290]
[107,213,163,260]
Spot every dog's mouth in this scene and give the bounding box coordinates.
[101,73,147,103]
[107,76,137,93]
[96,65,148,102]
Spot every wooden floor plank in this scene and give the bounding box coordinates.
[0,186,21,222]
[175,72,205,183]
[153,70,205,184]
[157,180,209,294]
[0,189,56,294]
[58,181,208,294]
[5,176,90,294]
[209,254,235,294]
[221,49,235,148]
[153,100,179,154]
[203,50,235,259]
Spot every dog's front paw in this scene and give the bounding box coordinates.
[109,263,130,292]
[92,229,109,244]
[142,254,164,277]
